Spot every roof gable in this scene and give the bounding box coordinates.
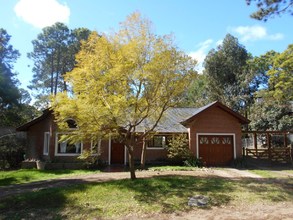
[16,109,52,131]
[180,101,250,126]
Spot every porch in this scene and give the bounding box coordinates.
[242,131,293,164]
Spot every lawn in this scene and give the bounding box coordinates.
[249,169,293,178]
[0,175,292,219]
[0,169,100,186]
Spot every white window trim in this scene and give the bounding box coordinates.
[196,133,236,159]
[43,132,50,156]
[55,132,83,156]
[90,139,101,156]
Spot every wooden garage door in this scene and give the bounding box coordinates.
[198,135,233,166]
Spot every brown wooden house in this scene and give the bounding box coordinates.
[17,101,249,167]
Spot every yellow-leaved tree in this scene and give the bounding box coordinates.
[52,12,197,179]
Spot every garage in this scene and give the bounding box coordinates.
[198,134,234,166]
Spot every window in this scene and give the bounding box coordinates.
[55,133,82,156]
[66,119,77,129]
[200,137,209,144]
[148,135,172,149]
[211,137,220,144]
[91,139,101,155]
[43,132,50,155]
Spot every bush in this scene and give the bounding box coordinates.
[0,134,26,169]
[183,157,204,168]
[167,133,193,165]
[78,149,105,169]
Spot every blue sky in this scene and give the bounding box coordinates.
[0,0,292,91]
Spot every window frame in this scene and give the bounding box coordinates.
[43,132,50,155]
[55,132,83,156]
[90,139,102,156]
[147,134,173,150]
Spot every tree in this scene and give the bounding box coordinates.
[246,0,293,21]
[28,23,91,108]
[203,34,253,114]
[267,44,293,102]
[179,74,211,107]
[249,45,293,131]
[0,28,21,125]
[52,12,197,179]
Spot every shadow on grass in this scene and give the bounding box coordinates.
[0,174,292,219]
[0,181,103,220]
[0,177,17,187]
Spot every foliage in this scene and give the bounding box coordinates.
[246,0,293,21]
[0,135,25,169]
[167,133,192,164]
[183,157,204,168]
[179,74,211,107]
[0,28,39,126]
[0,176,292,219]
[249,44,293,131]
[52,12,197,179]
[78,148,105,169]
[267,44,293,102]
[28,23,91,108]
[0,28,21,123]
[203,34,253,114]
[249,100,293,130]
[147,165,198,171]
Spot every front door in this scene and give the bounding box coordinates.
[111,141,125,164]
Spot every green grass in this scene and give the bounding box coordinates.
[0,169,100,186]
[0,175,292,219]
[249,169,293,178]
[147,165,199,171]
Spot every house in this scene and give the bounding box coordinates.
[17,101,249,167]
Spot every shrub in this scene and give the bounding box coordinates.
[183,157,204,167]
[167,133,193,165]
[0,134,26,169]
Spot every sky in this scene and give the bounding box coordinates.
[0,0,292,92]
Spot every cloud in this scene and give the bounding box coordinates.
[231,25,283,42]
[189,39,213,66]
[14,0,70,28]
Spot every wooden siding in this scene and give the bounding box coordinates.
[188,106,242,160]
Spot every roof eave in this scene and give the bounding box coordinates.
[16,109,53,131]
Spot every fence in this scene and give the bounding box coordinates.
[242,131,292,163]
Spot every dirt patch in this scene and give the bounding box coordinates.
[126,202,293,220]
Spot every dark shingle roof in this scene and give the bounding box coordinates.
[135,101,249,133]
[135,102,218,133]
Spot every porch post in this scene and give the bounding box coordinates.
[267,133,271,161]
[284,132,287,148]
[108,135,111,165]
[253,132,257,149]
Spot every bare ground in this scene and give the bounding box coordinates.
[127,202,293,220]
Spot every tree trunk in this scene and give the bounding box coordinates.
[140,136,147,169]
[50,54,54,95]
[128,148,136,180]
